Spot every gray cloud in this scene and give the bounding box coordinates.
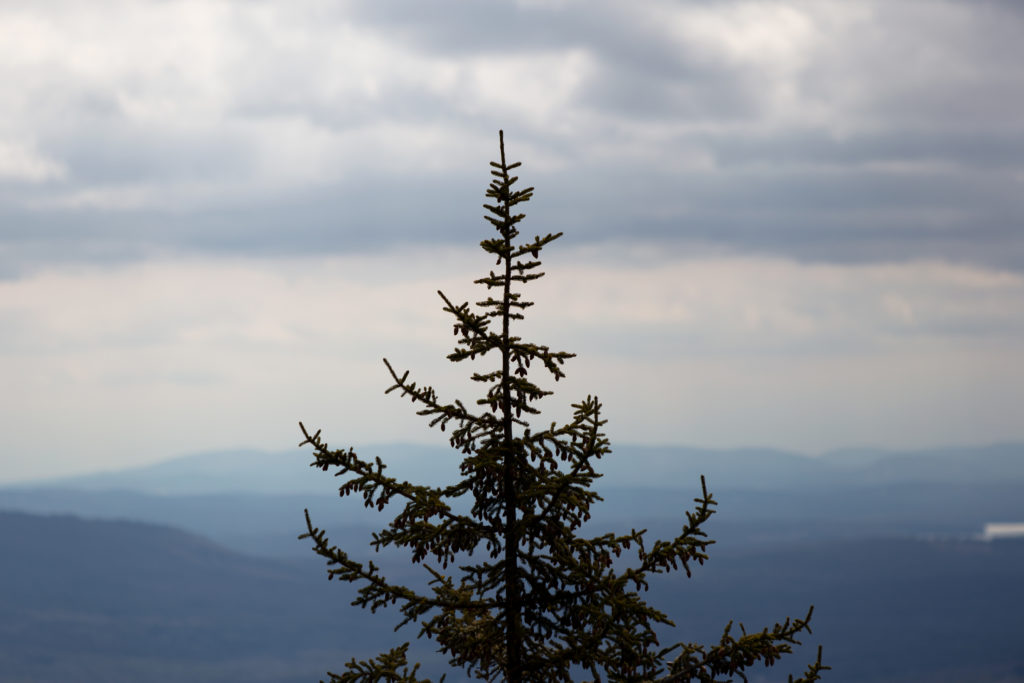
[1,0,1022,275]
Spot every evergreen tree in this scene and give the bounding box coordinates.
[299,131,827,683]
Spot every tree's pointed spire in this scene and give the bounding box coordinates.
[299,132,827,683]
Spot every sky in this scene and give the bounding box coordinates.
[2,0,1023,483]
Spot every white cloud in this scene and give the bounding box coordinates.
[1,247,1022,481]
[0,141,67,182]
[664,2,819,74]
[527,253,1024,353]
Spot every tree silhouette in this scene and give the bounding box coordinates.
[299,131,827,682]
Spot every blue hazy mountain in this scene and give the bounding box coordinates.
[13,444,454,495]
[0,509,425,683]
[2,479,1023,560]
[2,508,1022,683]
[2,443,1023,680]
[2,442,1023,558]
[9,442,1024,494]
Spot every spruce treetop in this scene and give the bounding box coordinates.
[299,131,827,683]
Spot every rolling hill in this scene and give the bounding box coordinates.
[1,509,1022,682]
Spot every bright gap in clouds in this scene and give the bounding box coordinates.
[1,247,1022,483]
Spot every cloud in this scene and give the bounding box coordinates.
[2,247,1022,481]
[1,1,1023,478]
[0,0,1021,274]
[0,141,68,183]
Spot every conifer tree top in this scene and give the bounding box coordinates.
[298,131,826,683]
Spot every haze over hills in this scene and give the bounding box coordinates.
[2,442,1022,558]
[2,442,1023,681]
[8,441,1024,494]
[7,444,454,495]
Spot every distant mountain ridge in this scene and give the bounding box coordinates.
[3,442,1021,560]
[8,444,454,495]
[597,442,1024,489]
[3,508,1023,683]
[8,442,1023,495]
[2,443,1023,681]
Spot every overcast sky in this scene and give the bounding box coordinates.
[2,0,1023,483]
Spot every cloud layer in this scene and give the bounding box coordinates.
[2,0,1022,273]
[2,1,1022,480]
[3,249,1022,480]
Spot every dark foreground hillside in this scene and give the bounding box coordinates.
[1,510,1023,682]
[0,511,415,683]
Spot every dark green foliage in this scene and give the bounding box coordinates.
[299,132,827,682]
